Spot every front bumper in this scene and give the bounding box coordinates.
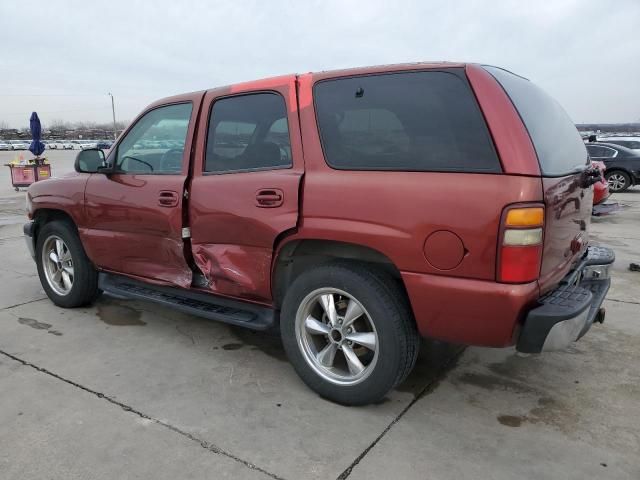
[517,246,614,353]
[23,221,36,260]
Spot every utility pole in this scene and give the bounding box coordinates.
[108,93,117,140]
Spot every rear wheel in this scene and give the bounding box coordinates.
[605,170,631,193]
[36,221,100,308]
[281,263,419,405]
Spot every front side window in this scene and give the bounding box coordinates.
[205,93,291,173]
[115,103,192,174]
[314,71,500,172]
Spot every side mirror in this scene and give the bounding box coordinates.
[75,148,107,173]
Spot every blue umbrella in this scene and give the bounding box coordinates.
[29,112,46,157]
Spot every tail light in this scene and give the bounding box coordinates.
[498,205,544,283]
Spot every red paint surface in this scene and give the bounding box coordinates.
[402,271,539,346]
[83,174,192,286]
[592,161,609,205]
[465,64,540,176]
[538,175,592,294]
[422,230,466,270]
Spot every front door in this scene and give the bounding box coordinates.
[189,78,304,302]
[82,96,202,288]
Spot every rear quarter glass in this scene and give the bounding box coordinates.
[313,69,501,173]
[483,66,588,177]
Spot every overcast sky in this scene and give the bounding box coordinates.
[1,0,638,128]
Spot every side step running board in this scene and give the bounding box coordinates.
[98,273,276,331]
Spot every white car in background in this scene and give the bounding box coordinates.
[8,140,30,150]
[80,141,98,150]
[61,140,75,150]
[0,140,11,150]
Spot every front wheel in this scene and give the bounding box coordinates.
[36,221,100,308]
[281,263,419,405]
[605,170,631,193]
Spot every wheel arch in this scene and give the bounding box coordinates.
[32,208,79,245]
[272,238,408,309]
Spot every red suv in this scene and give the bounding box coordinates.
[24,63,613,405]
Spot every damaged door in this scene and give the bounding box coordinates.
[189,77,303,302]
[83,96,202,287]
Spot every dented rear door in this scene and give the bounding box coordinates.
[188,76,303,303]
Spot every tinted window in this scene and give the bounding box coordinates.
[599,146,617,158]
[115,103,192,174]
[586,145,605,157]
[484,66,588,176]
[314,71,500,172]
[205,93,291,173]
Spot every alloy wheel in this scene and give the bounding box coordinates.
[295,288,379,385]
[42,235,74,296]
[607,173,626,192]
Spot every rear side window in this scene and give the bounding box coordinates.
[587,144,617,158]
[205,93,291,173]
[314,71,500,172]
[484,66,588,176]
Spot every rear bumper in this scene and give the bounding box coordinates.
[516,246,614,353]
[401,271,539,347]
[23,221,36,260]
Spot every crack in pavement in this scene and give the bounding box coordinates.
[606,297,640,306]
[1,297,47,311]
[0,349,285,480]
[336,346,465,480]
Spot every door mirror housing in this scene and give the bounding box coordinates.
[75,148,108,173]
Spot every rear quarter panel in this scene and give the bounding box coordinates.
[538,175,592,293]
[294,69,543,282]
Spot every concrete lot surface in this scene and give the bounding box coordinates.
[0,150,638,479]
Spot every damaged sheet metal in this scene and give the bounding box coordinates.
[192,244,272,302]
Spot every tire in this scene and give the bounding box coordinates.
[36,220,100,308]
[605,170,631,193]
[280,263,419,405]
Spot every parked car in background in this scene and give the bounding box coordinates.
[591,160,609,205]
[96,140,114,149]
[0,140,11,150]
[586,142,640,192]
[597,136,640,152]
[79,141,98,150]
[23,62,614,405]
[8,140,30,150]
